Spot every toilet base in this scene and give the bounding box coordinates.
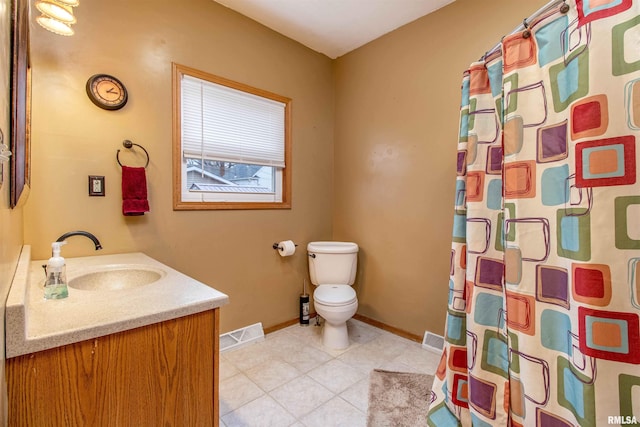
[322,322,350,350]
[314,297,357,351]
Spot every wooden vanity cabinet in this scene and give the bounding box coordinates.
[6,309,220,427]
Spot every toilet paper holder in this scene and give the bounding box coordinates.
[272,242,298,251]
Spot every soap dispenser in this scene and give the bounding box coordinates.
[44,241,69,300]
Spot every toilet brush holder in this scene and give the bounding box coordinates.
[300,294,310,325]
[300,279,310,325]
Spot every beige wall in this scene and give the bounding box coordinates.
[25,0,551,339]
[333,0,549,336]
[1,0,26,423]
[25,0,335,333]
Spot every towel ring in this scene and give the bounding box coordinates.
[116,139,149,168]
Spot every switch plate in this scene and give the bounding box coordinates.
[88,175,105,196]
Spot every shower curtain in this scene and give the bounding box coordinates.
[427,1,640,426]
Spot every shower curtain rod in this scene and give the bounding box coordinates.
[483,0,567,60]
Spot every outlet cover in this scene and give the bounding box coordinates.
[89,175,105,196]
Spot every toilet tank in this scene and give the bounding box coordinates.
[307,241,358,286]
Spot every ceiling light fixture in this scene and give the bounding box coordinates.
[36,1,76,23]
[35,15,74,36]
[55,0,80,6]
[35,0,79,36]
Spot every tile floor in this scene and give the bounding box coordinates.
[219,318,441,427]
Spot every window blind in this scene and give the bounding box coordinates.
[181,75,286,168]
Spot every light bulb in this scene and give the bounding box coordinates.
[36,15,74,36]
[35,1,76,24]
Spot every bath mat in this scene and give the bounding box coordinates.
[367,369,435,427]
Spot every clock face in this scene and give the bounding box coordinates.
[86,74,128,110]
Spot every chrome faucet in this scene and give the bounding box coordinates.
[55,231,103,250]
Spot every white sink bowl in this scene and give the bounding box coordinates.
[68,265,166,291]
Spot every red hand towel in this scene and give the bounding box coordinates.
[122,166,150,216]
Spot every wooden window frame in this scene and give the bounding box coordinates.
[172,63,292,210]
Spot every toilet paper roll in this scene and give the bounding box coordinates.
[278,240,296,257]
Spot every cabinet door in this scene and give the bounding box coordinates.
[7,309,218,427]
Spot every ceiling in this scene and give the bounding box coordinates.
[212,0,456,59]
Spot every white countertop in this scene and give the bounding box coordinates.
[6,246,229,358]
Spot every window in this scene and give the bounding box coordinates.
[172,63,292,210]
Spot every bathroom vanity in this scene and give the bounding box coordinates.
[5,246,229,426]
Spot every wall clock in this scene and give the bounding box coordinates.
[86,74,128,110]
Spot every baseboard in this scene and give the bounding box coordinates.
[263,313,421,343]
[352,314,422,343]
[262,313,320,335]
[263,318,301,335]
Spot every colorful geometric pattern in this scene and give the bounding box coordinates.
[427,2,640,426]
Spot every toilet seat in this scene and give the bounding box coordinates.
[314,285,357,306]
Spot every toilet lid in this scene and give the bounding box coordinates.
[314,285,357,306]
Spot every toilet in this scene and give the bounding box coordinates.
[307,241,359,350]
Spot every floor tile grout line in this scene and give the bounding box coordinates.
[219,319,439,426]
[335,393,368,417]
[269,373,338,416]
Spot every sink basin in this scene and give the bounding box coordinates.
[68,265,166,291]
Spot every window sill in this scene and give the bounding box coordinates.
[173,201,291,210]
